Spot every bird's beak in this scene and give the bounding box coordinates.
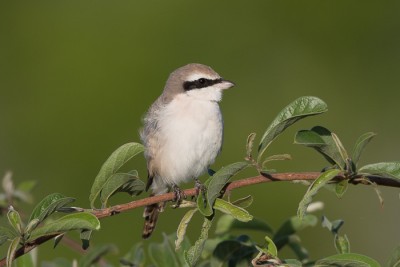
[220,79,235,90]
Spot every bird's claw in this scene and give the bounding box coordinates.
[194,179,207,208]
[172,185,186,208]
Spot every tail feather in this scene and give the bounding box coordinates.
[142,200,165,239]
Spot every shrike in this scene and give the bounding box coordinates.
[140,63,234,239]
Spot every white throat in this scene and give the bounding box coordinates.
[185,86,223,102]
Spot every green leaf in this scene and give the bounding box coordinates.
[196,261,212,267]
[370,181,384,207]
[89,142,144,208]
[120,242,146,267]
[0,237,9,247]
[385,245,400,267]
[149,233,180,267]
[41,258,71,267]
[321,216,344,234]
[197,162,249,216]
[335,180,349,198]
[359,162,400,180]
[246,133,256,159]
[294,129,325,145]
[24,219,40,236]
[2,171,14,197]
[331,133,349,163]
[274,214,318,238]
[352,132,376,165]
[258,96,328,162]
[214,198,253,222]
[213,240,256,265]
[114,173,144,195]
[80,229,92,250]
[0,227,17,246]
[6,237,20,267]
[260,168,277,175]
[264,235,278,257]
[231,195,253,208]
[99,171,145,207]
[294,127,345,169]
[196,179,211,215]
[0,235,9,246]
[283,259,303,267]
[185,217,213,266]
[14,251,36,267]
[262,154,292,167]
[273,215,317,249]
[168,233,191,266]
[16,180,37,193]
[297,169,341,219]
[287,235,310,262]
[14,180,37,204]
[335,234,350,254]
[29,212,100,241]
[315,253,380,267]
[28,193,75,224]
[12,190,34,205]
[7,207,23,234]
[53,234,64,249]
[175,208,197,251]
[215,214,273,236]
[79,244,118,267]
[200,237,224,261]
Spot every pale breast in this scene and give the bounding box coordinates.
[156,94,223,185]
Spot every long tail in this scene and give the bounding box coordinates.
[142,198,165,239]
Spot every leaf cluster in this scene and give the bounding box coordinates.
[89,142,146,208]
[1,193,100,267]
[295,126,400,218]
[1,96,400,267]
[0,172,36,215]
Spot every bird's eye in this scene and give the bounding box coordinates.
[198,78,206,84]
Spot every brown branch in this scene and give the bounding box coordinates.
[93,172,320,218]
[1,172,399,266]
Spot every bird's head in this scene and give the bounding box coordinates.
[162,63,235,102]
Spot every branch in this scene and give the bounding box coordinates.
[94,172,319,218]
[1,172,399,265]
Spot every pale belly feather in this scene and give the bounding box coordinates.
[156,95,223,186]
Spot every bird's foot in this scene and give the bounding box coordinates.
[172,184,186,208]
[194,178,207,208]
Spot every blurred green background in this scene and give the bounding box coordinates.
[1,0,399,264]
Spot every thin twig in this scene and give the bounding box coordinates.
[1,172,399,266]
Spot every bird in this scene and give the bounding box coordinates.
[140,63,234,239]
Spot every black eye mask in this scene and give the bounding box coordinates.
[183,78,223,91]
